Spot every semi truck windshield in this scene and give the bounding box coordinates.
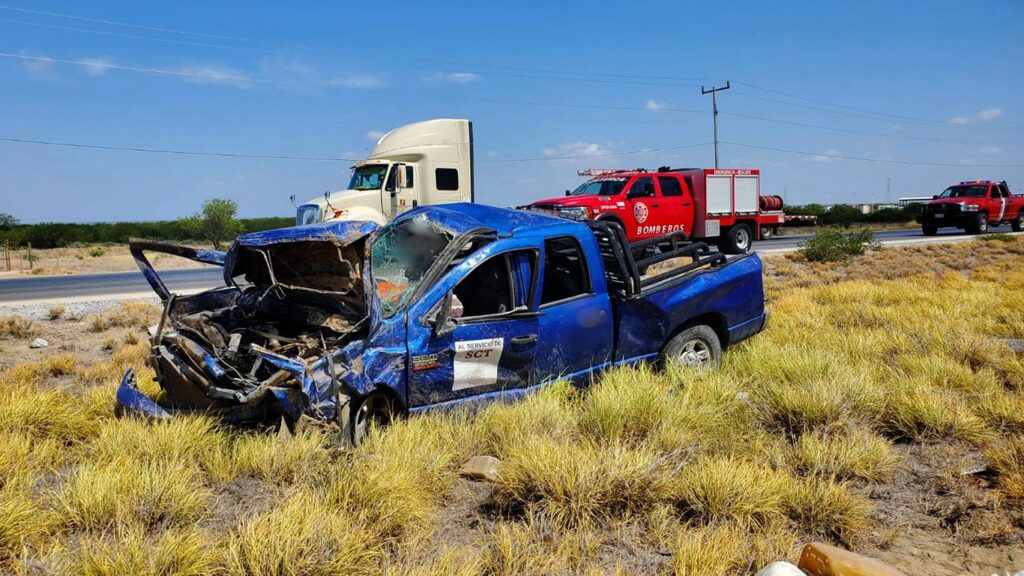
[348,165,389,190]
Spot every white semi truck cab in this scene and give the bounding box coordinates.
[295,118,474,225]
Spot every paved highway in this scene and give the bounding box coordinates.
[0,227,1016,305]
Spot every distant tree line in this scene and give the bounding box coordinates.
[0,199,293,249]
[787,203,922,226]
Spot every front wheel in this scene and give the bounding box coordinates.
[718,224,752,254]
[349,392,398,446]
[660,325,722,370]
[922,225,938,236]
[966,212,988,235]
[1012,213,1024,232]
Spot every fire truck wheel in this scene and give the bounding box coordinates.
[661,325,722,369]
[922,225,938,236]
[719,224,752,254]
[759,226,773,240]
[1012,213,1024,232]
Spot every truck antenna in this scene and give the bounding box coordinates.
[701,81,730,169]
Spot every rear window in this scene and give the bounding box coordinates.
[658,176,684,197]
[541,237,590,305]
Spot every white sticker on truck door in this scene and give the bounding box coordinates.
[452,338,504,391]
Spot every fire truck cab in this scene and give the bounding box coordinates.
[529,167,784,254]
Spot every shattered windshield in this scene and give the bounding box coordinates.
[569,178,628,196]
[371,215,452,318]
[348,164,389,190]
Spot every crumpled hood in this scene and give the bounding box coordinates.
[223,220,379,314]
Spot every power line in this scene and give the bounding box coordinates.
[0,52,262,84]
[485,142,712,163]
[719,110,1023,146]
[732,80,944,124]
[0,17,278,53]
[720,141,1024,168]
[0,137,356,161]
[0,4,260,43]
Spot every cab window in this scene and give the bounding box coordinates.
[451,251,536,319]
[541,237,590,306]
[658,176,684,197]
[627,177,656,198]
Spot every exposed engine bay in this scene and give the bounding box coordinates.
[133,229,375,423]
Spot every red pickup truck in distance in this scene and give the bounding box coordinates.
[916,180,1024,236]
[528,167,795,254]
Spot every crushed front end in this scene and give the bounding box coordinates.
[117,222,378,428]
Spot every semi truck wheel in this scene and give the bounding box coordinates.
[1013,213,1024,232]
[922,225,938,236]
[759,226,774,240]
[718,224,752,254]
[661,325,722,369]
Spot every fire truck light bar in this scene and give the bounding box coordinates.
[577,168,645,177]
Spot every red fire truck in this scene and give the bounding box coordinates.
[528,167,800,254]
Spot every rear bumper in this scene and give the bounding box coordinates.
[727,312,769,346]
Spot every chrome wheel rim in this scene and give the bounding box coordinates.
[735,228,750,249]
[678,339,712,367]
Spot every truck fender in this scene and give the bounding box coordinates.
[665,313,730,352]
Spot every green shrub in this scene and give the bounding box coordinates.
[799,228,880,263]
[88,247,106,258]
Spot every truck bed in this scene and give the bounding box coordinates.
[586,220,767,363]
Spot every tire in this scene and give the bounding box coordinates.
[349,392,398,446]
[1012,213,1024,232]
[660,324,722,370]
[718,224,752,254]
[759,226,774,240]
[922,225,938,236]
[966,212,988,235]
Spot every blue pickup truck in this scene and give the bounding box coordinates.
[118,203,767,443]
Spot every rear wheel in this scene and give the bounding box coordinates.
[718,224,752,254]
[922,225,938,236]
[1012,213,1024,232]
[350,392,398,446]
[759,226,774,240]
[660,325,722,370]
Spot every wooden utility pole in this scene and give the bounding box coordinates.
[701,81,730,168]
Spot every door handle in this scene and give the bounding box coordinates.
[651,203,660,207]
[510,334,538,345]
[682,202,691,206]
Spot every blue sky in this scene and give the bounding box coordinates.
[1,0,1022,223]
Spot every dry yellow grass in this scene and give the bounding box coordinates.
[0,237,1020,574]
[87,301,160,333]
[0,315,39,339]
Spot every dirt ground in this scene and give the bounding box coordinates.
[0,243,210,278]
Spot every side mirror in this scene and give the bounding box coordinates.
[289,194,297,207]
[932,195,938,199]
[565,189,571,196]
[396,164,407,188]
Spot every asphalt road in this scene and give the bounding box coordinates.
[0,227,1013,304]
